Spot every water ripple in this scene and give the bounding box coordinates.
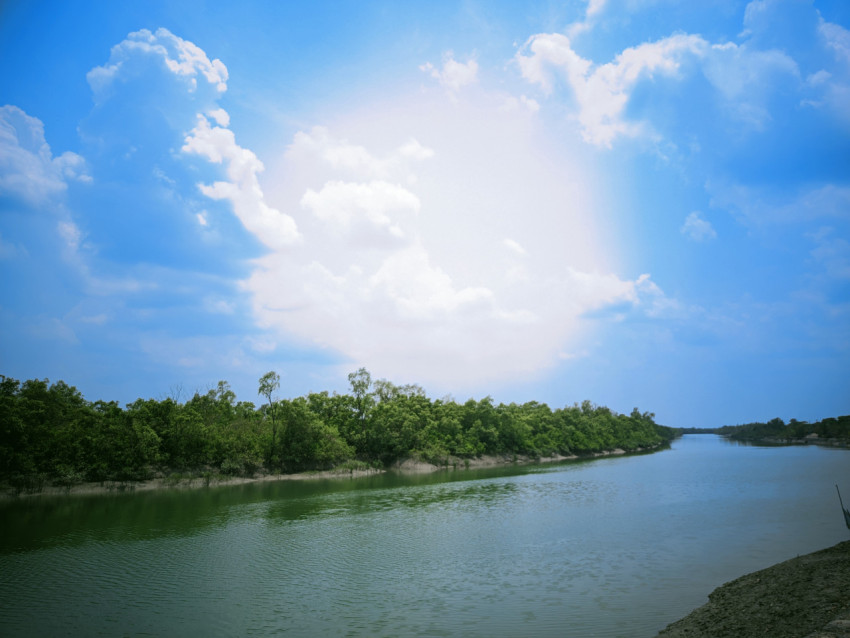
[2,437,848,637]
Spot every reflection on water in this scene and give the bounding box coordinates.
[1,436,848,637]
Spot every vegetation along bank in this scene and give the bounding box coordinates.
[0,368,675,495]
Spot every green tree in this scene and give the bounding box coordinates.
[276,398,353,470]
[258,371,281,466]
[348,368,374,424]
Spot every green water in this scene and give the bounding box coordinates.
[1,435,848,637]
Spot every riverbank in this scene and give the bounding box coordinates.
[0,446,649,499]
[391,447,633,473]
[657,540,850,637]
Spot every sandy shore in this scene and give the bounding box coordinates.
[657,540,850,637]
[0,447,639,499]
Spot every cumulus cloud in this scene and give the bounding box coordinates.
[288,126,434,182]
[245,242,665,386]
[301,180,420,242]
[518,13,807,146]
[420,52,479,92]
[0,27,279,363]
[87,27,228,100]
[516,32,707,146]
[182,113,300,250]
[0,105,89,205]
[369,243,495,318]
[681,211,717,242]
[245,83,673,389]
[8,26,683,395]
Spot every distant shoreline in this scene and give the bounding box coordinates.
[0,446,652,499]
[730,436,850,448]
[683,432,850,449]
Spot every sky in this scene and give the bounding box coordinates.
[1,0,848,427]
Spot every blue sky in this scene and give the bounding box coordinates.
[1,0,848,427]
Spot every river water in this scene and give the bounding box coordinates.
[1,435,848,637]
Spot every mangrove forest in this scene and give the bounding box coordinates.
[0,368,676,492]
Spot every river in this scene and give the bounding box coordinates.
[1,434,848,637]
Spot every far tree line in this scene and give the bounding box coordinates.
[0,368,676,491]
[713,416,850,442]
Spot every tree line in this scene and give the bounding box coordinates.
[0,368,675,491]
[715,415,850,442]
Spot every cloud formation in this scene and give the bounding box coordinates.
[87,28,228,99]
[516,32,706,146]
[516,17,809,146]
[420,53,479,93]
[183,113,300,251]
[1,0,846,425]
[0,105,89,205]
[300,180,420,242]
[681,212,717,242]
[247,83,667,388]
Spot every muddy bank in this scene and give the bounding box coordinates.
[0,467,383,499]
[0,446,648,499]
[658,540,850,637]
[391,448,632,473]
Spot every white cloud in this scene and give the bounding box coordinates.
[503,238,527,255]
[701,42,799,128]
[806,69,831,87]
[369,243,495,319]
[182,113,300,250]
[397,138,436,161]
[815,17,850,124]
[586,0,607,18]
[820,15,850,64]
[518,16,806,146]
[288,126,434,182]
[568,0,609,38]
[301,180,420,242]
[681,211,717,242]
[517,33,707,146]
[420,53,479,92]
[87,27,228,100]
[245,242,664,387]
[515,33,590,95]
[0,105,89,205]
[292,127,384,176]
[57,220,83,252]
[245,84,672,390]
[207,108,230,127]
